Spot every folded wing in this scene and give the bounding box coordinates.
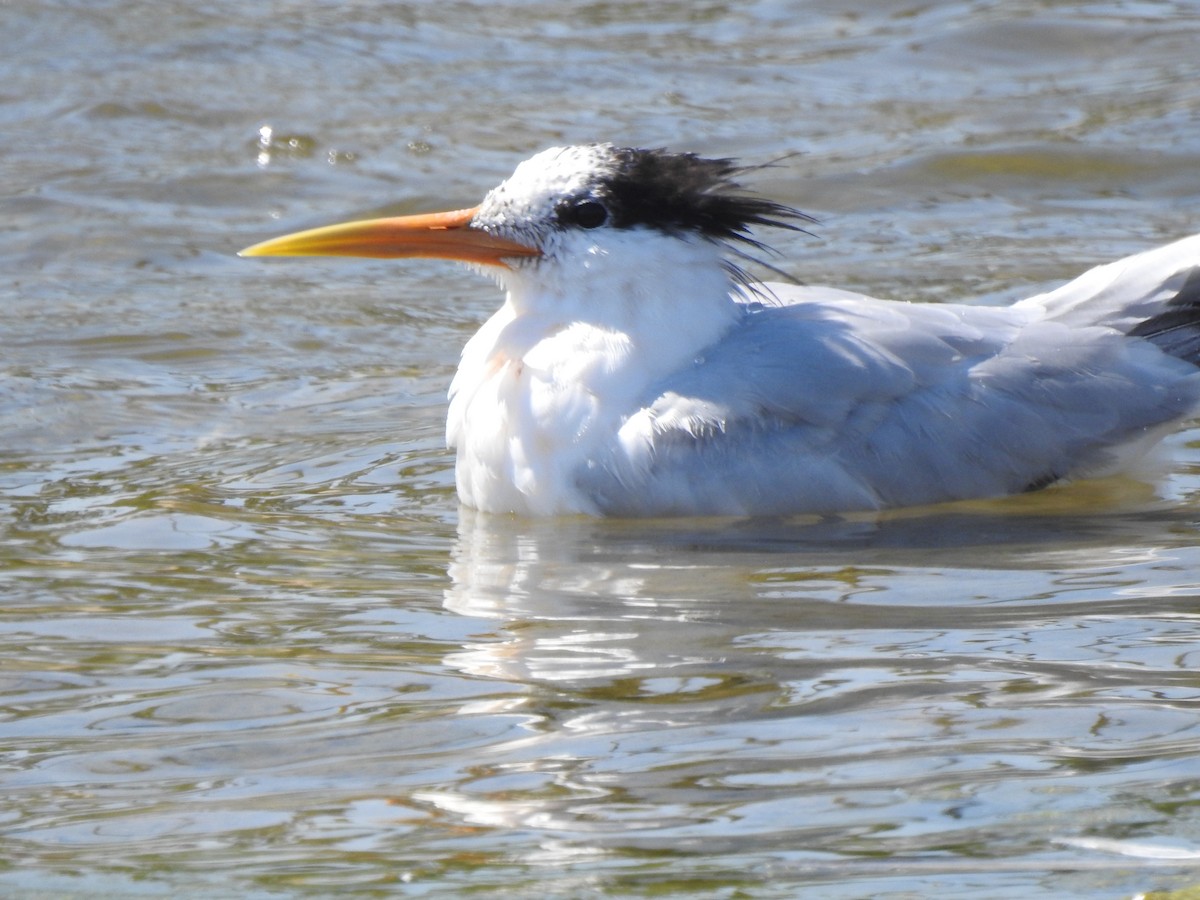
[577,278,1200,516]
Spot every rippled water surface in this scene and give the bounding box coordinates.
[5,1,1200,896]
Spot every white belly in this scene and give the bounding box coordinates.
[448,348,610,517]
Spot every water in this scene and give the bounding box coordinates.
[4,1,1200,896]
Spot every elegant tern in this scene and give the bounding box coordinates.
[241,144,1200,517]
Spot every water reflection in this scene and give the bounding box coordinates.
[434,498,1200,888]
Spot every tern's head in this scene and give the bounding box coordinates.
[471,144,808,268]
[239,143,811,288]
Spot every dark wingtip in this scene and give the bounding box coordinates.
[1128,267,1200,366]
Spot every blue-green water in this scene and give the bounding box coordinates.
[4,1,1200,896]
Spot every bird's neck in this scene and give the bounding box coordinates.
[447,241,740,514]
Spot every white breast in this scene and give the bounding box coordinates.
[448,316,622,515]
[446,229,741,515]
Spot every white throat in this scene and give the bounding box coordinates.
[447,229,741,515]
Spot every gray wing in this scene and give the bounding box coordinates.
[577,288,1200,516]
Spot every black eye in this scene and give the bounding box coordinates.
[563,199,608,229]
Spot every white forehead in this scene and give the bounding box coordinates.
[473,144,618,228]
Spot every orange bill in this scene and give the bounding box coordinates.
[239,206,540,267]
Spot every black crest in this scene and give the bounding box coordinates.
[565,147,814,248]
